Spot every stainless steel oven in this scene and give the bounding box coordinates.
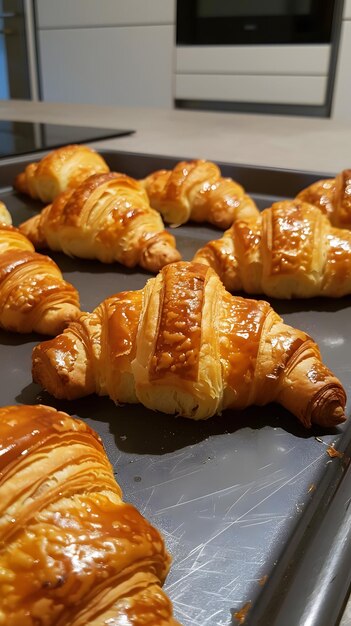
[175,0,344,117]
[177,0,337,46]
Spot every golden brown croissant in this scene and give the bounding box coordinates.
[0,200,12,225]
[140,159,259,228]
[14,144,110,203]
[194,200,351,298]
[0,219,80,334]
[19,172,182,273]
[0,404,180,626]
[32,261,346,429]
[297,169,351,229]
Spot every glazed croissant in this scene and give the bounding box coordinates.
[0,200,11,224]
[297,168,351,229]
[0,208,80,334]
[14,144,110,203]
[19,172,181,272]
[194,200,351,298]
[32,261,346,429]
[0,404,180,626]
[140,159,259,228]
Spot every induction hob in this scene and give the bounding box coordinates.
[0,121,135,158]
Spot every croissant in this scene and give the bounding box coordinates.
[297,169,351,229]
[194,200,351,298]
[0,214,80,334]
[13,144,110,203]
[140,159,259,228]
[0,404,180,626]
[0,200,12,225]
[19,172,182,273]
[32,261,346,429]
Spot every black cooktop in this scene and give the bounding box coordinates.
[0,121,135,158]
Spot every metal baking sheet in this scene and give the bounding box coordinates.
[0,150,350,626]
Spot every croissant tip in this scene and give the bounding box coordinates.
[13,173,23,192]
[141,245,182,273]
[313,405,347,429]
[331,406,347,424]
[308,385,347,429]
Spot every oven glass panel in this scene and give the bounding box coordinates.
[177,0,335,45]
[197,0,313,19]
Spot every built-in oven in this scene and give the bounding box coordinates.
[177,0,336,46]
[175,0,344,117]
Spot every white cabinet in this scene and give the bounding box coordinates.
[176,45,330,76]
[332,11,351,120]
[36,0,175,108]
[36,0,175,28]
[175,44,330,108]
[344,0,351,19]
[38,26,174,107]
[176,74,327,106]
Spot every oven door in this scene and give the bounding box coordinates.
[177,0,336,45]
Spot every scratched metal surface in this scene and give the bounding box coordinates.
[0,151,350,626]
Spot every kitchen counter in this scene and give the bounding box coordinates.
[1,99,351,175]
[2,99,351,626]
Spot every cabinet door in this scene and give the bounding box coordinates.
[332,20,351,120]
[36,0,175,28]
[38,26,174,107]
[344,0,351,19]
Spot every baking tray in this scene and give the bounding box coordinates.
[0,150,350,626]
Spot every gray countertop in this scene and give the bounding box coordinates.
[1,99,351,175]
